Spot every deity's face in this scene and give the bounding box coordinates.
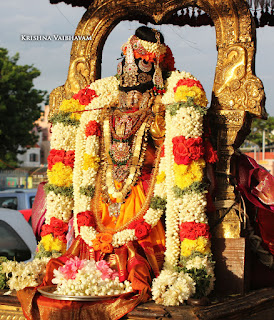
[118,90,144,111]
[126,90,143,108]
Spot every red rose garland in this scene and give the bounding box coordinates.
[179,221,211,241]
[85,120,101,137]
[41,217,68,243]
[73,87,98,106]
[77,211,96,232]
[173,78,204,93]
[128,218,152,240]
[172,136,205,165]
[47,149,75,170]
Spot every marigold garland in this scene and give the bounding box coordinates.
[47,162,73,187]
[180,237,211,257]
[173,159,206,190]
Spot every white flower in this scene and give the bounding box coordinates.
[52,259,132,296]
[2,258,51,291]
[169,107,203,139]
[50,123,77,150]
[152,269,195,306]
[45,191,73,223]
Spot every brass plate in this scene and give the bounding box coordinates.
[38,285,123,301]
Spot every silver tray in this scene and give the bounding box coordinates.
[38,285,123,301]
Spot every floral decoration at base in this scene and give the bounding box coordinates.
[52,257,132,296]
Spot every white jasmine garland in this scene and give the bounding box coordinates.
[79,226,97,246]
[152,70,215,305]
[162,111,180,270]
[151,269,195,306]
[45,191,73,223]
[176,192,208,224]
[79,206,164,249]
[85,135,99,155]
[2,258,51,291]
[50,123,77,150]
[143,208,163,226]
[169,107,204,139]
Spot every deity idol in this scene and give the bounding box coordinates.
[20,26,218,317]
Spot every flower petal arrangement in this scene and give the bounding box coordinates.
[52,257,132,296]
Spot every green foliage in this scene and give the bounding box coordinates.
[0,256,8,289]
[173,182,208,198]
[177,263,212,299]
[246,116,274,148]
[167,97,207,116]
[49,111,80,127]
[150,196,167,211]
[0,48,47,169]
[80,185,95,198]
[44,183,74,198]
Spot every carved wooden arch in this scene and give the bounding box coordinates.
[49,0,266,238]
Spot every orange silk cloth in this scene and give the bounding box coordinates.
[99,180,165,279]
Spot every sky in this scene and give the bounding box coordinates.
[0,0,273,116]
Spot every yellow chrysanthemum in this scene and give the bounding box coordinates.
[59,98,85,120]
[156,171,166,184]
[82,153,100,170]
[181,237,211,257]
[39,234,66,254]
[47,162,73,187]
[173,159,205,190]
[174,85,208,107]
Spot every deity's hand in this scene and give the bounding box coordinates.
[150,95,165,146]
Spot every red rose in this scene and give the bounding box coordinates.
[47,149,65,170]
[77,211,96,231]
[64,150,75,168]
[134,220,151,240]
[172,136,204,165]
[174,78,204,93]
[73,87,98,106]
[85,120,101,137]
[57,234,67,243]
[180,222,211,241]
[41,224,54,237]
[128,220,138,230]
[50,217,68,237]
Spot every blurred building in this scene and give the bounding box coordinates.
[244,152,274,176]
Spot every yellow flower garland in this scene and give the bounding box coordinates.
[174,85,208,107]
[156,171,166,184]
[173,159,206,190]
[59,98,85,120]
[39,234,66,254]
[180,237,211,257]
[82,153,100,171]
[47,162,73,187]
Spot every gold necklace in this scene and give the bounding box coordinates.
[101,112,152,205]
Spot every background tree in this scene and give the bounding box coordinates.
[246,116,274,148]
[0,48,47,169]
